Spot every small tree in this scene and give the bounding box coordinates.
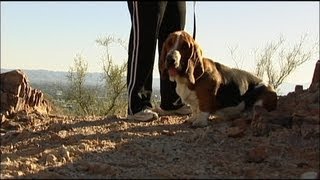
[254,34,319,89]
[66,35,128,116]
[228,44,245,69]
[66,54,97,115]
[230,33,319,90]
[96,35,128,116]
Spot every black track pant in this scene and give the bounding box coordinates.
[127,1,186,115]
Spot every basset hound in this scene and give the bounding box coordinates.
[159,30,277,127]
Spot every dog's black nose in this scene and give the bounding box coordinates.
[166,54,176,66]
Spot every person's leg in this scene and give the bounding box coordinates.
[127,1,167,119]
[158,1,187,111]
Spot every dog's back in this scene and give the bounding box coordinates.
[204,59,277,112]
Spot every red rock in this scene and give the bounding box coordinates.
[0,70,52,117]
[243,168,257,178]
[251,106,270,136]
[231,118,251,130]
[227,126,245,138]
[295,85,304,94]
[309,60,320,91]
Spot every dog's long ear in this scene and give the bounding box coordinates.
[186,42,204,84]
[159,41,168,80]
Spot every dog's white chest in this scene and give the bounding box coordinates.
[175,78,198,107]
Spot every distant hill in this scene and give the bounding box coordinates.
[1,68,309,96]
[1,68,103,86]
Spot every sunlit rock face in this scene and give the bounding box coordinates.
[1,69,51,117]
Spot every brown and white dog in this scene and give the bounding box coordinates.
[159,30,277,127]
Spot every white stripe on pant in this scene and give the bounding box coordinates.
[128,1,139,115]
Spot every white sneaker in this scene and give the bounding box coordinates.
[155,104,192,116]
[127,109,159,121]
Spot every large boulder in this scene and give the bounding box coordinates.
[309,60,320,92]
[277,60,319,117]
[0,69,51,117]
[249,60,319,137]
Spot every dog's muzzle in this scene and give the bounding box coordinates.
[165,50,181,68]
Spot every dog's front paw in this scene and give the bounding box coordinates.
[190,112,210,128]
[191,119,208,128]
[185,115,196,123]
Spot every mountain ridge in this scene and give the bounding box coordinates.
[1,68,310,95]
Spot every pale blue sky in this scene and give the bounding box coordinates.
[1,1,319,84]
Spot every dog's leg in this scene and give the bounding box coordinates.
[214,101,245,120]
[182,89,199,123]
[185,105,198,123]
[191,111,210,127]
[190,88,214,127]
[186,99,210,127]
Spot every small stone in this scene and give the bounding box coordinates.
[45,154,57,165]
[246,145,268,163]
[13,171,24,177]
[300,171,319,179]
[243,168,257,178]
[60,145,71,161]
[227,126,245,138]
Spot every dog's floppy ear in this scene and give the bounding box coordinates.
[186,42,204,84]
[159,41,169,80]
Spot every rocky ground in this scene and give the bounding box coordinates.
[1,94,319,179]
[1,61,319,179]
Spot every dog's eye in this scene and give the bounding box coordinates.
[181,42,189,50]
[166,41,172,47]
[167,39,175,47]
